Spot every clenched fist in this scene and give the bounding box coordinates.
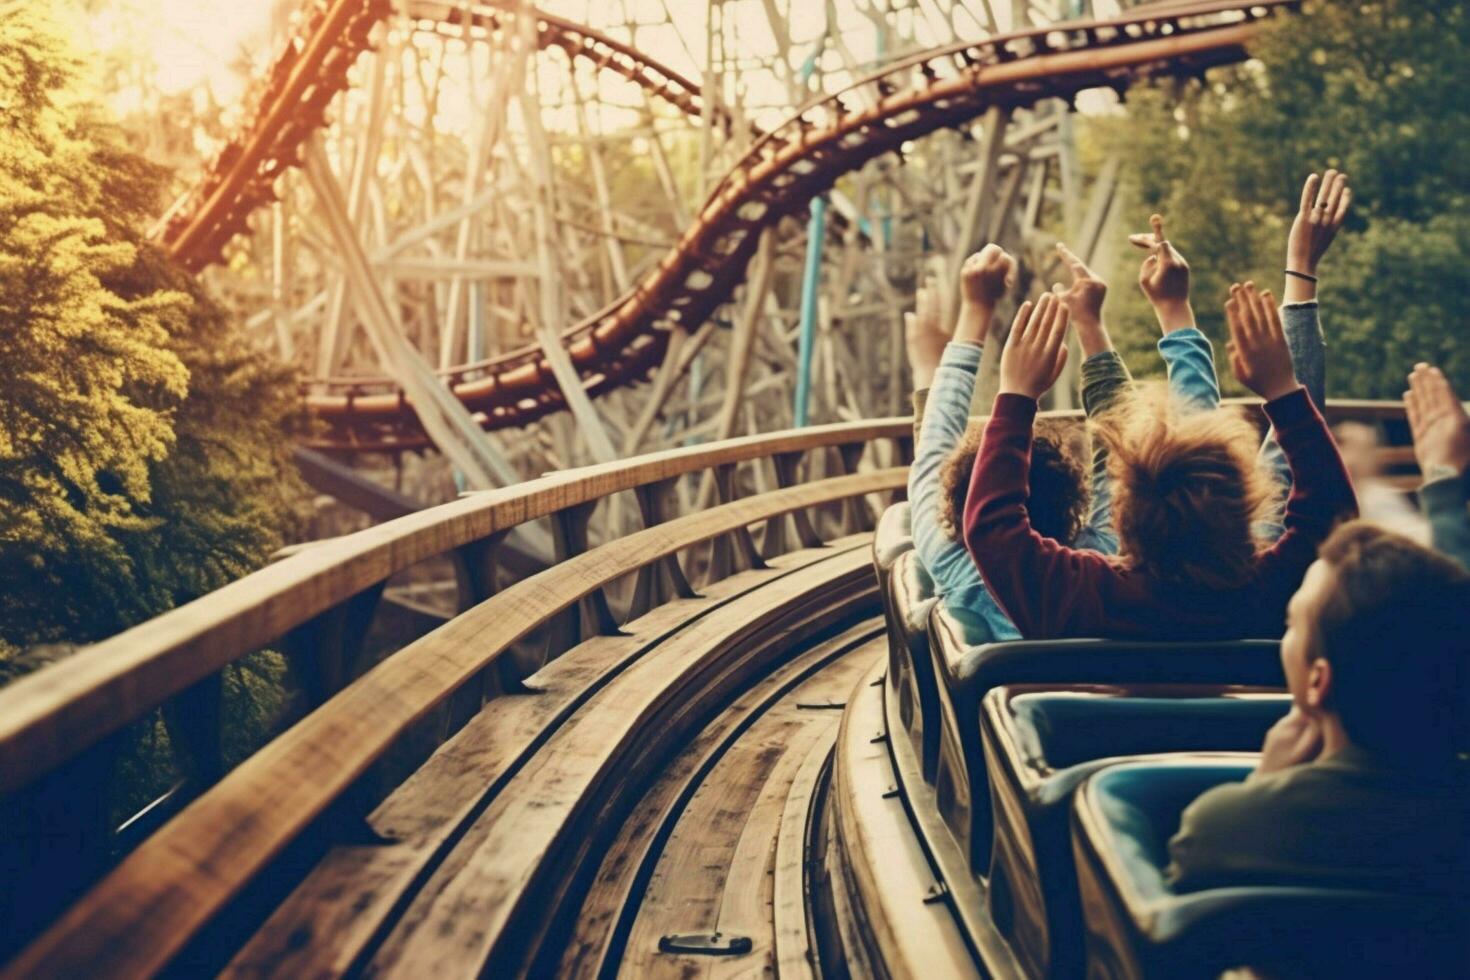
[959,243,1017,311]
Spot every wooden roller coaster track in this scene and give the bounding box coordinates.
[155,0,714,272]
[157,0,1297,451]
[0,400,1411,977]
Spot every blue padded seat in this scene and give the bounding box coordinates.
[927,603,1284,879]
[982,686,1288,978]
[887,550,939,781]
[1071,761,1469,978]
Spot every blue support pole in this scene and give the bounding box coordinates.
[793,195,827,428]
[793,28,829,429]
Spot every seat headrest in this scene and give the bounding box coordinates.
[873,501,914,569]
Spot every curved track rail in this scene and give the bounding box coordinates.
[156,0,712,273]
[160,1,1295,451]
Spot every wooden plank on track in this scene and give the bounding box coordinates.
[709,650,875,980]
[772,735,833,980]
[553,622,879,978]
[515,611,880,973]
[623,724,808,977]
[880,652,1023,976]
[829,661,975,976]
[224,539,871,979]
[616,640,877,980]
[5,473,899,980]
[361,548,878,977]
[0,420,909,798]
[706,731,832,980]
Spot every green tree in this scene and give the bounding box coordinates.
[0,6,303,662]
[1089,0,1470,398]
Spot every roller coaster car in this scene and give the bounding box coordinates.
[982,686,1290,978]
[926,602,1286,879]
[1071,761,1470,979]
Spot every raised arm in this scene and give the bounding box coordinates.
[905,276,946,394]
[909,245,1015,594]
[1226,283,1357,579]
[962,294,1113,636]
[905,278,945,443]
[1128,213,1220,411]
[1284,169,1351,309]
[1259,171,1350,506]
[1405,363,1470,569]
[1280,170,1349,409]
[1055,241,1126,552]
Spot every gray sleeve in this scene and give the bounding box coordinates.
[1281,302,1325,410]
[1420,474,1470,570]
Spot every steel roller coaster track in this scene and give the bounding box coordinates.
[156,0,1296,453]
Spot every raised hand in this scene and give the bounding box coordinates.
[1129,213,1193,333]
[1225,281,1298,402]
[904,277,948,390]
[1054,241,1109,356]
[999,292,1070,400]
[1287,169,1351,276]
[1256,706,1324,776]
[955,244,1016,345]
[959,243,1017,310]
[1405,363,1470,479]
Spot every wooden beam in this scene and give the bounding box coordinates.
[302,138,520,488]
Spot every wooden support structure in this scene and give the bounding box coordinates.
[148,0,1293,471]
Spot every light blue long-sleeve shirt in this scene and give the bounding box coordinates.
[1152,304,1324,421]
[908,331,1223,640]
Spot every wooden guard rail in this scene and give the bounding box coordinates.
[0,419,910,976]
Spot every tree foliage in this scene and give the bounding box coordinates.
[0,6,303,661]
[1088,0,1470,398]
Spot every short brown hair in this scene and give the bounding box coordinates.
[1094,383,1278,591]
[937,418,1088,545]
[1313,521,1470,759]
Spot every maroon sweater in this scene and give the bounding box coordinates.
[961,389,1358,640]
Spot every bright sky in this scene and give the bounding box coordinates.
[81,0,1126,117]
[82,0,275,111]
[75,0,1129,176]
